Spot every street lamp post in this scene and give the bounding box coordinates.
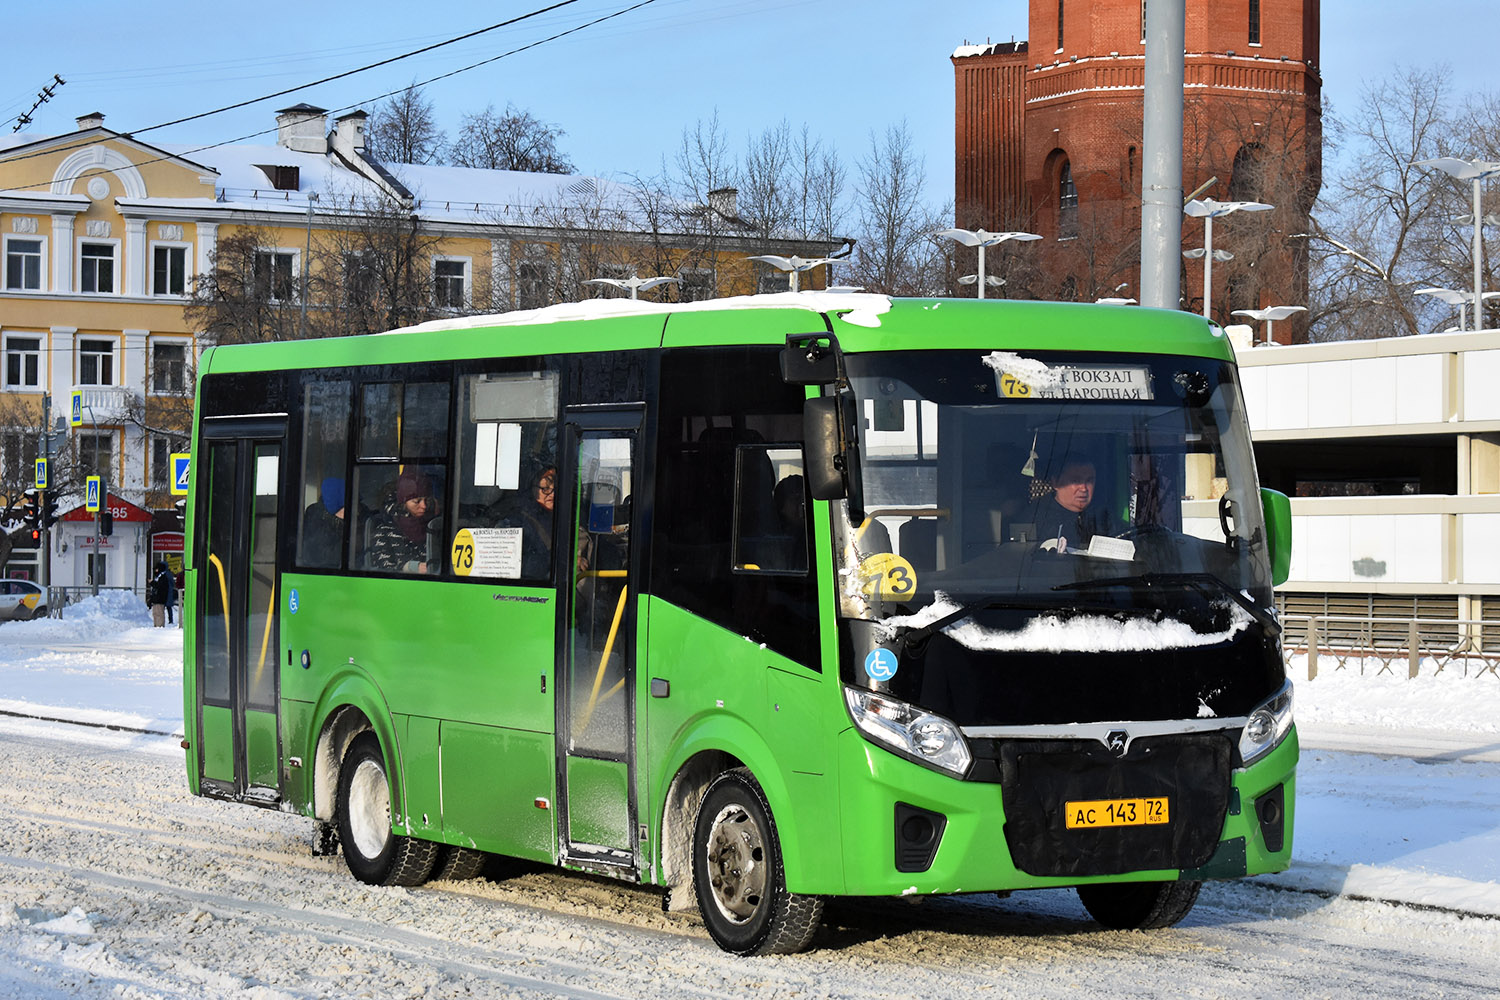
[1415,157,1500,331]
[745,254,847,293]
[1183,198,1274,320]
[581,275,681,300]
[1231,305,1306,345]
[934,228,1041,299]
[1415,287,1500,332]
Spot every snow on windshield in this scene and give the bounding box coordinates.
[875,591,1252,652]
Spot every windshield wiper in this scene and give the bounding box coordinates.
[1051,572,1280,634]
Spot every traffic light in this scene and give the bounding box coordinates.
[27,528,39,546]
[21,490,39,530]
[40,491,58,529]
[99,507,113,538]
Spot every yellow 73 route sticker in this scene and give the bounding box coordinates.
[858,552,918,601]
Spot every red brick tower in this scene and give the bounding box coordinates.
[954,0,1321,340]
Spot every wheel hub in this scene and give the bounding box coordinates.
[347,758,390,860]
[705,804,766,924]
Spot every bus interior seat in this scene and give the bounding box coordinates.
[898,517,937,573]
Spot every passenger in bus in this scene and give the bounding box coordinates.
[1036,456,1115,552]
[368,470,439,573]
[511,465,556,579]
[301,476,345,567]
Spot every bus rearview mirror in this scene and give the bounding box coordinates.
[804,394,865,523]
[1260,488,1291,586]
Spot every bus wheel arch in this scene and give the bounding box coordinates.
[313,705,374,824]
[660,750,739,910]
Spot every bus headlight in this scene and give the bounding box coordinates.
[844,686,972,777]
[1238,682,1294,765]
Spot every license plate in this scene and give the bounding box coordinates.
[1064,797,1170,829]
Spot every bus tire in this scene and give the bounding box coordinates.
[1076,879,1202,930]
[335,732,439,887]
[692,767,822,955]
[433,845,488,881]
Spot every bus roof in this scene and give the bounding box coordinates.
[199,294,1235,376]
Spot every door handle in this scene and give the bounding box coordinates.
[650,677,670,698]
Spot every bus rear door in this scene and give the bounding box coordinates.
[194,418,285,805]
[556,407,642,870]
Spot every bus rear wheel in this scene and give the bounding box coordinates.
[692,768,822,955]
[1076,879,1202,930]
[336,732,439,887]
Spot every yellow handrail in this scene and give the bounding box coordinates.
[207,553,231,667]
[251,577,276,694]
[579,584,629,733]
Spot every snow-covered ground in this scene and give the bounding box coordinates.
[0,594,1497,996]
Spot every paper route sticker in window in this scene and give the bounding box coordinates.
[452,527,522,578]
[983,352,1155,401]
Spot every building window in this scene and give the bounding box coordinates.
[253,250,296,302]
[4,237,44,290]
[2,430,39,485]
[150,434,185,492]
[152,244,189,296]
[678,268,715,302]
[759,272,790,295]
[1249,0,1261,45]
[1059,160,1079,239]
[152,342,188,393]
[77,430,114,481]
[1141,0,1147,42]
[342,252,376,305]
[79,338,115,386]
[434,258,468,308]
[4,335,42,389]
[518,258,549,310]
[1057,0,1065,51]
[80,241,116,293]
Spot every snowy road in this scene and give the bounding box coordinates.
[3,724,1499,1000]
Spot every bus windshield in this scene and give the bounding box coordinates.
[835,349,1272,637]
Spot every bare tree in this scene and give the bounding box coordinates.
[795,124,848,243]
[186,227,305,345]
[1307,65,1456,339]
[847,121,946,295]
[450,104,572,173]
[310,192,468,336]
[365,84,445,165]
[740,120,795,244]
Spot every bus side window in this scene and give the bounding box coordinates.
[451,367,559,582]
[732,446,808,575]
[351,380,450,575]
[296,378,352,570]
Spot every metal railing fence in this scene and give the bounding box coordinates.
[1282,614,1500,680]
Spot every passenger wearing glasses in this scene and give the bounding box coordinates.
[514,465,558,579]
[368,469,440,573]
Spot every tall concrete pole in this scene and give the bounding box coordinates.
[1139,0,1186,310]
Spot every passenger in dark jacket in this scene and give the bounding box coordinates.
[367,470,437,573]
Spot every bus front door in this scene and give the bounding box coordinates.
[557,410,641,870]
[195,422,284,805]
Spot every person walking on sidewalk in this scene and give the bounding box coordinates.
[149,561,173,628]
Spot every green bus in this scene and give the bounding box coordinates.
[183,294,1296,955]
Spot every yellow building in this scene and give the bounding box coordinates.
[0,105,846,590]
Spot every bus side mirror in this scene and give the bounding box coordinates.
[1260,488,1291,586]
[804,393,865,523]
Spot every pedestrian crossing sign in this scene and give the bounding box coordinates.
[86,476,101,513]
[70,391,83,428]
[171,453,191,496]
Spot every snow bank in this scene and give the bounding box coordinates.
[10,589,151,641]
[1292,654,1500,734]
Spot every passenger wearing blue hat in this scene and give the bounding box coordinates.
[300,476,346,568]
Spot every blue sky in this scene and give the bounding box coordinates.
[3,0,1494,203]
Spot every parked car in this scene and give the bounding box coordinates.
[0,579,46,621]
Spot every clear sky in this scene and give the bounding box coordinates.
[2,0,1494,204]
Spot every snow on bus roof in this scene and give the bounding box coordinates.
[385,290,895,335]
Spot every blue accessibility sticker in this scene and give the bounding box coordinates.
[288,589,299,615]
[864,647,899,682]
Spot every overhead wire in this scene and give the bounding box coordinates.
[0,0,655,191]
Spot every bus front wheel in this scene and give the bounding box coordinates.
[336,732,439,887]
[1076,879,1201,930]
[692,768,822,955]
